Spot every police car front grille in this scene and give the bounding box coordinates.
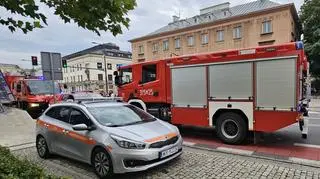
[149,136,179,148]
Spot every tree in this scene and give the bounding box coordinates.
[0,0,136,36]
[300,0,320,78]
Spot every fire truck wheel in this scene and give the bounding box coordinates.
[216,112,247,144]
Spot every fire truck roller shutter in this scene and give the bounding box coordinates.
[208,62,253,131]
[256,57,297,110]
[171,66,207,108]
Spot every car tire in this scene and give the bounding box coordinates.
[216,112,247,144]
[36,136,50,159]
[92,148,113,179]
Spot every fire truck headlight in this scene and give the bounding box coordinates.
[29,103,40,108]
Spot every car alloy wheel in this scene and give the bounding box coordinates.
[94,151,110,177]
[36,136,49,158]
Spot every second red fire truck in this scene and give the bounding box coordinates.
[115,41,309,144]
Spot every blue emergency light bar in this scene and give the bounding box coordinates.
[296,41,304,50]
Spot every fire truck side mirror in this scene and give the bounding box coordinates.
[115,76,121,86]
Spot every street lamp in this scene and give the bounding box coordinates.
[92,42,108,93]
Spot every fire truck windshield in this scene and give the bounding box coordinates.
[26,80,60,95]
[120,68,132,85]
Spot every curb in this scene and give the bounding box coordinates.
[182,142,320,169]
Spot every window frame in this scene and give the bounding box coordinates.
[201,33,209,45]
[97,62,103,69]
[138,45,144,54]
[141,64,157,84]
[187,36,194,46]
[233,26,242,39]
[262,20,272,34]
[163,40,169,51]
[68,107,93,127]
[152,42,159,52]
[107,63,112,70]
[45,106,71,124]
[175,38,181,49]
[98,74,103,81]
[216,30,224,42]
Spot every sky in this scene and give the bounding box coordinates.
[0,0,303,69]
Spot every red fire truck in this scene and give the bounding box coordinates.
[115,42,309,144]
[5,75,62,118]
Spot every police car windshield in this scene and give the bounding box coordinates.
[26,80,60,95]
[87,105,155,127]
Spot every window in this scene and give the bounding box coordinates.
[201,33,209,44]
[262,20,272,34]
[187,36,194,46]
[152,42,159,52]
[80,64,82,70]
[98,74,103,81]
[77,75,80,82]
[69,108,92,126]
[97,62,103,69]
[175,38,181,49]
[45,106,70,123]
[142,64,157,83]
[233,26,242,39]
[107,63,112,70]
[77,64,79,71]
[138,45,144,54]
[108,74,113,81]
[163,40,169,51]
[80,75,83,82]
[120,68,132,84]
[217,30,224,42]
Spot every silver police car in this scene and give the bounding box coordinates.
[35,101,182,178]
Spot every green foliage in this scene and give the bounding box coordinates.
[0,146,62,179]
[0,0,137,36]
[300,0,320,78]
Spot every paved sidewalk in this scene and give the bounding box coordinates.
[12,146,320,179]
[0,107,35,148]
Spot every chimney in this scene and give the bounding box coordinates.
[172,15,180,22]
[200,2,230,15]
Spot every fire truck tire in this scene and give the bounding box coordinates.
[216,112,247,144]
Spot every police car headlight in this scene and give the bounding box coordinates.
[111,135,146,149]
[29,103,40,108]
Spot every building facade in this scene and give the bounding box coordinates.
[0,63,22,75]
[62,43,132,94]
[130,0,300,63]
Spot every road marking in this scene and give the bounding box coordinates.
[183,141,196,146]
[294,143,320,149]
[216,147,254,155]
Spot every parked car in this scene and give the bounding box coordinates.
[35,100,182,178]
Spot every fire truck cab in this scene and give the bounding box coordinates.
[115,42,309,144]
[5,75,62,118]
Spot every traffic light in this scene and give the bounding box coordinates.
[62,59,67,68]
[31,56,38,66]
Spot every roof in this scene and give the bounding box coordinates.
[63,43,132,60]
[130,0,297,42]
[0,63,20,68]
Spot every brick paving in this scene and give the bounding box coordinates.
[12,146,320,179]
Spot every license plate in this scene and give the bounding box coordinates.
[160,146,179,159]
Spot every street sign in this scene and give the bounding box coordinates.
[41,52,63,80]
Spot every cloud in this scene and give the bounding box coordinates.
[0,0,303,69]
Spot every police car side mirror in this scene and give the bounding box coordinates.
[72,124,89,131]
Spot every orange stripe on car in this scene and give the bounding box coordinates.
[144,132,177,143]
[68,131,96,145]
